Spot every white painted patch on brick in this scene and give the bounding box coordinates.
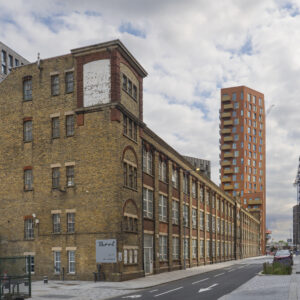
[83,59,111,107]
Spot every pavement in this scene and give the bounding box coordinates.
[29,255,300,299]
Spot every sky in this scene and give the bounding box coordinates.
[1,0,300,241]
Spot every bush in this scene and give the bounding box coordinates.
[262,262,292,275]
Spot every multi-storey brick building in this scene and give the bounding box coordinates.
[0,40,260,281]
[219,86,266,254]
[0,41,29,82]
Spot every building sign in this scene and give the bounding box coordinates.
[96,239,117,263]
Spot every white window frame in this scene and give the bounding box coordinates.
[54,251,61,274]
[143,188,153,218]
[159,194,168,222]
[159,235,168,261]
[172,200,179,225]
[68,251,76,274]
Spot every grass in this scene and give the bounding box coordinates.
[262,262,292,275]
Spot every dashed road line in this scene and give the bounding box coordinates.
[214,272,225,277]
[192,278,209,285]
[154,287,183,297]
[149,289,158,293]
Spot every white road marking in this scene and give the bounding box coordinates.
[149,289,158,293]
[154,287,183,297]
[122,295,142,299]
[199,283,219,293]
[192,278,209,285]
[214,272,225,277]
[228,269,235,272]
[238,265,246,269]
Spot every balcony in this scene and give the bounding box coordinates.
[224,184,234,190]
[224,152,234,158]
[221,128,231,134]
[224,136,233,142]
[221,161,231,166]
[224,120,233,126]
[221,112,231,118]
[223,104,233,110]
[222,177,231,183]
[248,199,262,205]
[221,94,231,102]
[224,168,234,174]
[248,207,261,212]
[221,144,231,150]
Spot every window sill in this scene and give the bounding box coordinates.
[66,134,74,138]
[124,263,138,266]
[143,171,154,177]
[66,232,75,234]
[23,140,32,144]
[123,186,138,192]
[24,238,34,241]
[23,99,32,102]
[24,188,34,192]
[172,222,179,226]
[65,91,74,95]
[123,230,138,234]
[123,133,138,144]
[143,217,153,221]
[52,232,61,235]
[52,137,60,140]
[159,179,168,184]
[51,94,60,97]
[122,87,138,102]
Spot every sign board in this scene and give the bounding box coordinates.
[96,239,117,263]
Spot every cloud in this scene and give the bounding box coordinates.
[0,0,299,241]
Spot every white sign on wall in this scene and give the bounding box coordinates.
[96,239,117,263]
[83,59,111,107]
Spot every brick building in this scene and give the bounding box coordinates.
[0,41,29,82]
[219,86,266,254]
[0,40,260,281]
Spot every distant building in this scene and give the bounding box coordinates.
[219,86,266,254]
[0,41,29,82]
[293,204,300,247]
[183,156,211,179]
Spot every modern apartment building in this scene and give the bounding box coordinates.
[0,41,29,82]
[0,41,260,281]
[219,86,266,254]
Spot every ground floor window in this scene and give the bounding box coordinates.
[124,248,138,265]
[68,251,76,274]
[159,235,168,261]
[54,251,61,274]
[26,256,35,274]
[172,237,179,260]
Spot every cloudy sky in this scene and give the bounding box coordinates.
[1,0,300,241]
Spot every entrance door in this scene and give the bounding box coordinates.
[144,234,153,274]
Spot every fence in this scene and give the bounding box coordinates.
[0,256,31,299]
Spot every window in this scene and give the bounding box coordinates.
[54,251,61,274]
[184,238,189,259]
[159,194,168,222]
[65,72,74,93]
[241,109,244,116]
[26,256,35,274]
[247,93,251,101]
[159,235,168,261]
[172,237,179,260]
[51,75,59,96]
[8,55,13,72]
[232,111,236,117]
[206,240,210,257]
[259,98,262,106]
[68,251,76,274]
[143,188,153,218]
[24,218,34,239]
[234,151,239,157]
[192,181,196,198]
[206,214,210,231]
[52,117,60,138]
[159,158,167,182]
[199,211,204,230]
[123,162,137,190]
[232,159,236,165]
[232,93,236,101]
[23,77,32,101]
[1,50,7,74]
[234,134,239,141]
[53,214,61,233]
[15,58,19,66]
[232,143,236,149]
[205,190,210,205]
[66,115,75,136]
[192,239,197,259]
[67,213,75,233]
[143,146,152,175]
[217,218,220,233]
[123,216,138,232]
[122,73,138,101]
[172,168,178,188]
[183,204,189,227]
[66,166,74,187]
[123,115,138,141]
[52,167,60,188]
[192,208,197,229]
[183,173,189,194]
[234,118,239,125]
[24,169,33,190]
[200,240,204,257]
[172,200,179,225]
[234,102,239,109]
[212,215,215,232]
[232,175,236,181]
[200,186,204,202]
[240,91,244,100]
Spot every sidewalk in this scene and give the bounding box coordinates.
[220,254,300,300]
[31,255,268,300]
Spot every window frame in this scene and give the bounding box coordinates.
[51,75,60,96]
[65,72,74,94]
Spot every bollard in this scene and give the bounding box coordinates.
[43,276,48,284]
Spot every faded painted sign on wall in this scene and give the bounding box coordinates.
[83,59,111,107]
[96,239,117,263]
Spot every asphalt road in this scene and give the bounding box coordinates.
[111,260,264,300]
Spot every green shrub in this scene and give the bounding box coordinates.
[262,262,292,275]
